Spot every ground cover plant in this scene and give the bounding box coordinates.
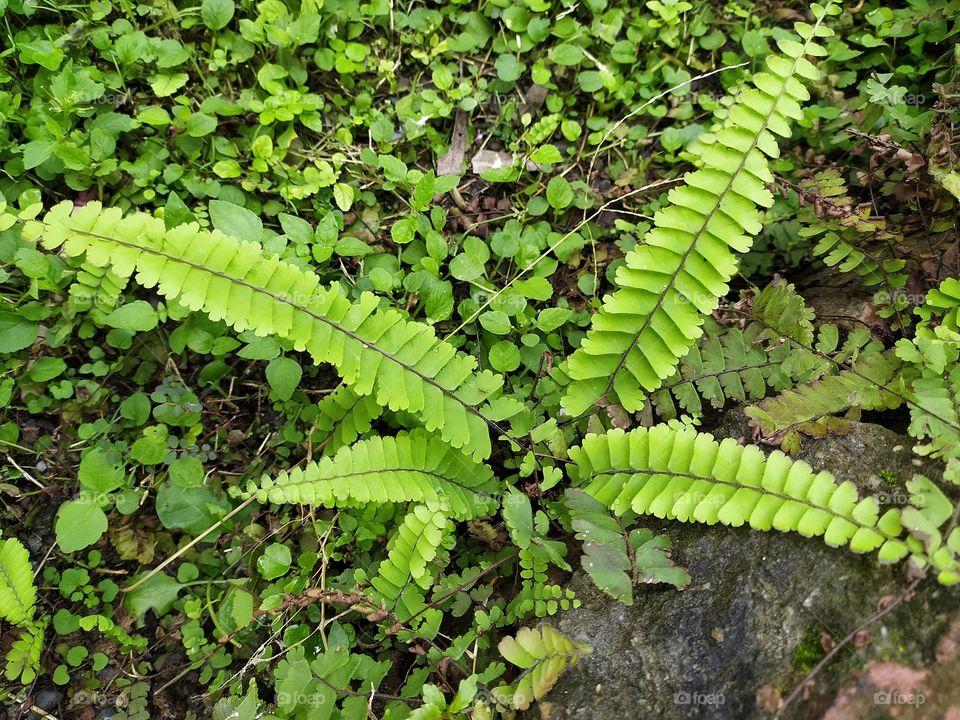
[1,0,960,717]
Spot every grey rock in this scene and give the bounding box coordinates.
[534,413,960,720]
[24,690,61,720]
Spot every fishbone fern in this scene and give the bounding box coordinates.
[370,502,451,623]
[35,201,521,460]
[570,425,908,558]
[561,6,837,417]
[651,281,887,424]
[571,425,960,585]
[651,321,801,420]
[0,537,37,625]
[66,260,130,324]
[897,279,960,462]
[494,626,590,712]
[740,279,960,462]
[239,430,499,520]
[0,537,43,684]
[745,349,906,451]
[799,170,906,292]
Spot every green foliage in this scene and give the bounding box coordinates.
[36,201,519,461]
[370,502,451,622]
[494,626,589,711]
[798,169,909,324]
[745,349,905,452]
[651,321,800,421]
[896,281,960,463]
[570,425,905,556]
[566,489,690,604]
[561,7,837,417]
[1,0,959,713]
[0,538,43,685]
[4,619,46,685]
[241,430,498,520]
[0,537,37,625]
[312,385,384,455]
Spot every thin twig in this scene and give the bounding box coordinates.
[776,575,923,717]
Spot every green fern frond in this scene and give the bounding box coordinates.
[745,349,905,451]
[3,618,45,685]
[799,170,906,286]
[651,321,799,420]
[242,430,499,520]
[502,492,577,619]
[37,201,517,460]
[897,334,960,461]
[744,282,960,458]
[370,501,451,622]
[566,489,689,604]
[560,10,835,417]
[900,476,960,585]
[652,283,876,423]
[507,547,577,620]
[495,626,590,711]
[569,425,907,559]
[0,537,37,625]
[750,279,817,345]
[78,614,148,652]
[908,369,960,461]
[312,385,384,456]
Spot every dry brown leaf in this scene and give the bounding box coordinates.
[437,110,469,176]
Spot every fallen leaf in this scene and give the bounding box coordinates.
[437,110,469,176]
[470,149,516,174]
[756,684,783,713]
